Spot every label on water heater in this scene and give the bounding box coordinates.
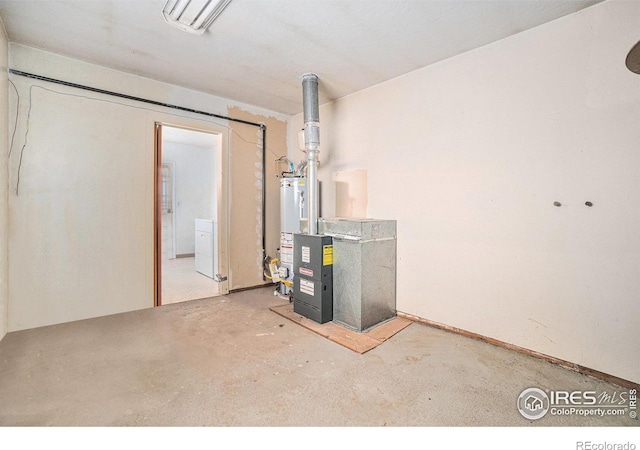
[301,246,310,263]
[300,278,314,296]
[300,267,313,277]
[281,245,293,264]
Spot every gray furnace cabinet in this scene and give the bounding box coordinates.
[320,218,397,332]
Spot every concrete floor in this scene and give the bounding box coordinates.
[0,286,635,429]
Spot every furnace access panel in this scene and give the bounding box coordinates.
[293,234,333,324]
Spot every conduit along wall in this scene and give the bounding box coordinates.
[267,74,398,331]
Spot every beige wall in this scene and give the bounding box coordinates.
[0,17,8,341]
[7,44,288,331]
[289,1,640,383]
[226,107,288,290]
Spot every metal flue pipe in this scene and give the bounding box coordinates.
[302,73,320,235]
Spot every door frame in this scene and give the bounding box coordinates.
[154,121,230,307]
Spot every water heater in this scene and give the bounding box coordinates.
[279,177,307,295]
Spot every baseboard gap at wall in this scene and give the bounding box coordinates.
[397,311,640,391]
[229,283,273,294]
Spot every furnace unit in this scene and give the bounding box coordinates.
[293,234,333,324]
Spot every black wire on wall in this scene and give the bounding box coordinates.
[8,69,269,263]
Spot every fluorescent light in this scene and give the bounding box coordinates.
[162,0,232,35]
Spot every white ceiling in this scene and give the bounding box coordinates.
[0,0,603,116]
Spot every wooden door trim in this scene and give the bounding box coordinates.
[154,123,162,307]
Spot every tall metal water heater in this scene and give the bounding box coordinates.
[279,177,307,295]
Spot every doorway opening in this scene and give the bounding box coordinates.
[155,124,223,306]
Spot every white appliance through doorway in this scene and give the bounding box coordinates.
[195,218,217,279]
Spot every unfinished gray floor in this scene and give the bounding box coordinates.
[0,286,635,427]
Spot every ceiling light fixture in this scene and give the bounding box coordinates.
[162,0,232,35]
